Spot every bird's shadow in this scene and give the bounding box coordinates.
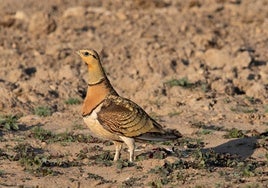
[204,137,257,160]
[188,123,267,160]
[135,134,265,161]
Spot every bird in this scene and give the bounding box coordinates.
[76,49,182,162]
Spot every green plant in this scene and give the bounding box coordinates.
[223,97,231,104]
[264,105,268,113]
[190,121,206,128]
[87,172,113,184]
[164,77,192,88]
[201,83,209,92]
[89,150,113,167]
[116,159,134,169]
[237,162,257,177]
[224,128,245,138]
[0,115,19,131]
[30,126,53,141]
[197,129,213,135]
[0,170,5,176]
[30,126,99,144]
[179,138,205,149]
[245,96,257,104]
[65,98,81,105]
[34,106,52,117]
[168,111,182,117]
[148,160,188,185]
[72,123,85,130]
[122,176,144,187]
[12,143,53,176]
[244,183,261,188]
[149,179,164,188]
[230,106,257,113]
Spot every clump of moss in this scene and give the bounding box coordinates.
[34,106,52,117]
[65,98,81,105]
[224,128,246,139]
[89,150,113,167]
[164,77,193,88]
[87,172,114,184]
[0,115,19,131]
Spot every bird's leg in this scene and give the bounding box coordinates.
[113,141,122,161]
[119,136,135,162]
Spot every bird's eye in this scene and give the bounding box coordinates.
[84,52,90,56]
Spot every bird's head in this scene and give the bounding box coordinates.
[76,49,100,67]
[76,49,106,85]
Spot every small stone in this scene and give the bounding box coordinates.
[204,49,232,69]
[41,142,47,146]
[14,11,29,21]
[202,105,210,111]
[17,96,27,103]
[246,83,267,99]
[63,6,86,18]
[116,12,127,20]
[0,15,15,27]
[28,12,56,37]
[210,80,226,94]
[233,51,252,69]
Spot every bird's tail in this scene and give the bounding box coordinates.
[135,129,182,142]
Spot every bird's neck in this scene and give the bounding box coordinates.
[87,65,106,85]
[82,77,117,116]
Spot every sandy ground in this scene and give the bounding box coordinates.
[0,0,267,187]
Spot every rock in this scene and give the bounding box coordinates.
[233,51,252,69]
[14,11,29,22]
[0,85,16,113]
[210,79,226,94]
[259,68,268,82]
[204,49,232,69]
[63,6,86,18]
[245,83,267,99]
[28,12,56,37]
[116,12,127,20]
[0,15,15,27]
[186,66,204,83]
[233,77,250,94]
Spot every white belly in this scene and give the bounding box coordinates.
[83,104,120,141]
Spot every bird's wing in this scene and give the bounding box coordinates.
[97,95,164,137]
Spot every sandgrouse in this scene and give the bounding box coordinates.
[76,49,182,162]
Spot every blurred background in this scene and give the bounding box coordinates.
[0,0,267,115]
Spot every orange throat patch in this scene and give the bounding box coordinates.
[82,82,110,116]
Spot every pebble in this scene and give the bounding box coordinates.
[233,51,251,69]
[63,6,86,18]
[246,83,267,99]
[28,12,57,37]
[0,15,15,27]
[14,11,28,21]
[204,49,232,69]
